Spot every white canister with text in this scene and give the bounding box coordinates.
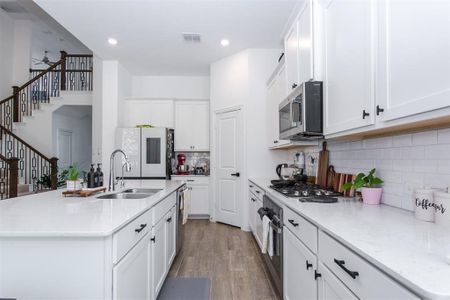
[434,190,450,226]
[414,188,438,222]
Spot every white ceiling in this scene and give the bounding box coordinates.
[34,0,301,76]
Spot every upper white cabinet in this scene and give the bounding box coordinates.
[122,100,175,128]
[376,0,450,121]
[285,21,300,91]
[321,0,376,135]
[174,100,210,151]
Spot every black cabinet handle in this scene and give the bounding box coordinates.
[255,190,261,194]
[187,179,194,182]
[288,219,299,227]
[306,260,313,270]
[362,110,370,119]
[376,105,384,116]
[273,140,279,144]
[166,217,172,223]
[151,236,156,243]
[292,83,298,89]
[251,198,256,202]
[249,185,254,188]
[231,172,240,177]
[314,270,322,280]
[334,259,359,279]
[134,223,147,233]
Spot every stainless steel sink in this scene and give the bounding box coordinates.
[122,188,162,194]
[96,193,151,200]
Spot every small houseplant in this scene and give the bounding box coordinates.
[66,165,81,191]
[342,168,384,205]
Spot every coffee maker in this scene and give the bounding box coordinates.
[176,153,189,175]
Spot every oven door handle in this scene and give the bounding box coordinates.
[269,221,282,234]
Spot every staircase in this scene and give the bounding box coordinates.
[0,51,93,199]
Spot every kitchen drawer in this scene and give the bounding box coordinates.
[173,176,209,185]
[113,209,152,264]
[284,206,318,253]
[152,192,176,225]
[318,231,419,300]
[248,181,264,201]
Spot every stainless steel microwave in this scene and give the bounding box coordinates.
[279,81,323,140]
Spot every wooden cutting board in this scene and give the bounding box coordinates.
[315,141,329,188]
[326,165,335,190]
[334,173,356,197]
[62,187,106,197]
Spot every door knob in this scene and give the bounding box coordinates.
[231,172,240,177]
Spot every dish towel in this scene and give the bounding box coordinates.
[262,215,271,254]
[268,223,274,258]
[182,190,190,225]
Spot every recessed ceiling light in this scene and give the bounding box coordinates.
[108,38,118,45]
[220,39,230,47]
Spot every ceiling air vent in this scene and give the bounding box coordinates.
[182,32,201,43]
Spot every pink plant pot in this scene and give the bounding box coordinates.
[361,187,383,205]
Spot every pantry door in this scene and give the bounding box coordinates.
[214,107,243,228]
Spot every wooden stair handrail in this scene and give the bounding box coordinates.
[0,124,52,163]
[17,60,63,90]
[0,95,14,106]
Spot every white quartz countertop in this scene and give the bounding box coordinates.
[0,180,184,237]
[249,178,450,300]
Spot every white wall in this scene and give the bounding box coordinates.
[0,9,14,99]
[131,76,210,99]
[12,19,32,85]
[52,107,92,172]
[210,49,288,230]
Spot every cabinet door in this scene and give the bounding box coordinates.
[151,218,167,299]
[283,227,317,300]
[254,199,263,249]
[298,0,314,84]
[122,100,174,128]
[377,0,450,121]
[189,184,209,216]
[317,262,358,300]
[165,208,177,267]
[174,101,210,151]
[322,0,376,135]
[248,193,257,232]
[113,234,151,300]
[285,21,299,91]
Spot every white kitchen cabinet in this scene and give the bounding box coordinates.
[253,197,263,248]
[297,0,314,84]
[174,101,210,151]
[248,192,257,232]
[113,233,151,300]
[321,0,376,135]
[165,207,177,267]
[317,262,358,300]
[122,99,174,128]
[376,0,450,122]
[151,215,167,299]
[285,20,300,91]
[172,176,210,217]
[284,227,317,300]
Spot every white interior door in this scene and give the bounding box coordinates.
[57,129,72,169]
[214,108,243,227]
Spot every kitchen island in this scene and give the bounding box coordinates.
[0,180,185,300]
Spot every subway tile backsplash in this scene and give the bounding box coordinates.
[292,128,450,211]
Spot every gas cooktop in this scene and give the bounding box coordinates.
[270,182,340,203]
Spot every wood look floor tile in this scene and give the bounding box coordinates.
[168,220,280,300]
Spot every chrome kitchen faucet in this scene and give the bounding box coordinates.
[109,149,131,191]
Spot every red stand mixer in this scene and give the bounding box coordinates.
[176,154,189,175]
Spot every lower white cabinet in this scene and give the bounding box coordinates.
[151,213,167,299]
[283,227,317,300]
[172,176,210,217]
[166,207,177,267]
[317,262,357,300]
[113,233,151,300]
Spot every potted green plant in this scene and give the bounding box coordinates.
[342,168,384,205]
[66,165,81,191]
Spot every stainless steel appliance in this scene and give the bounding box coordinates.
[115,127,174,179]
[271,182,340,203]
[258,195,284,298]
[176,185,188,254]
[279,81,323,140]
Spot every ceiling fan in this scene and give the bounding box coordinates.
[32,51,57,66]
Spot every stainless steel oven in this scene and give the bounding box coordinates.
[260,195,284,298]
[279,81,323,140]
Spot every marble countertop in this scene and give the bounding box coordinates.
[249,178,450,300]
[0,180,184,238]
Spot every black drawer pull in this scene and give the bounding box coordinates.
[187,179,194,182]
[135,223,147,233]
[249,185,254,188]
[306,260,313,270]
[288,219,299,227]
[376,105,384,115]
[314,270,321,280]
[273,140,279,144]
[251,198,256,202]
[166,217,172,223]
[255,190,261,194]
[334,259,359,279]
[362,110,370,119]
[151,236,156,243]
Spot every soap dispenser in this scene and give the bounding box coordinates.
[96,163,104,187]
[87,164,95,188]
